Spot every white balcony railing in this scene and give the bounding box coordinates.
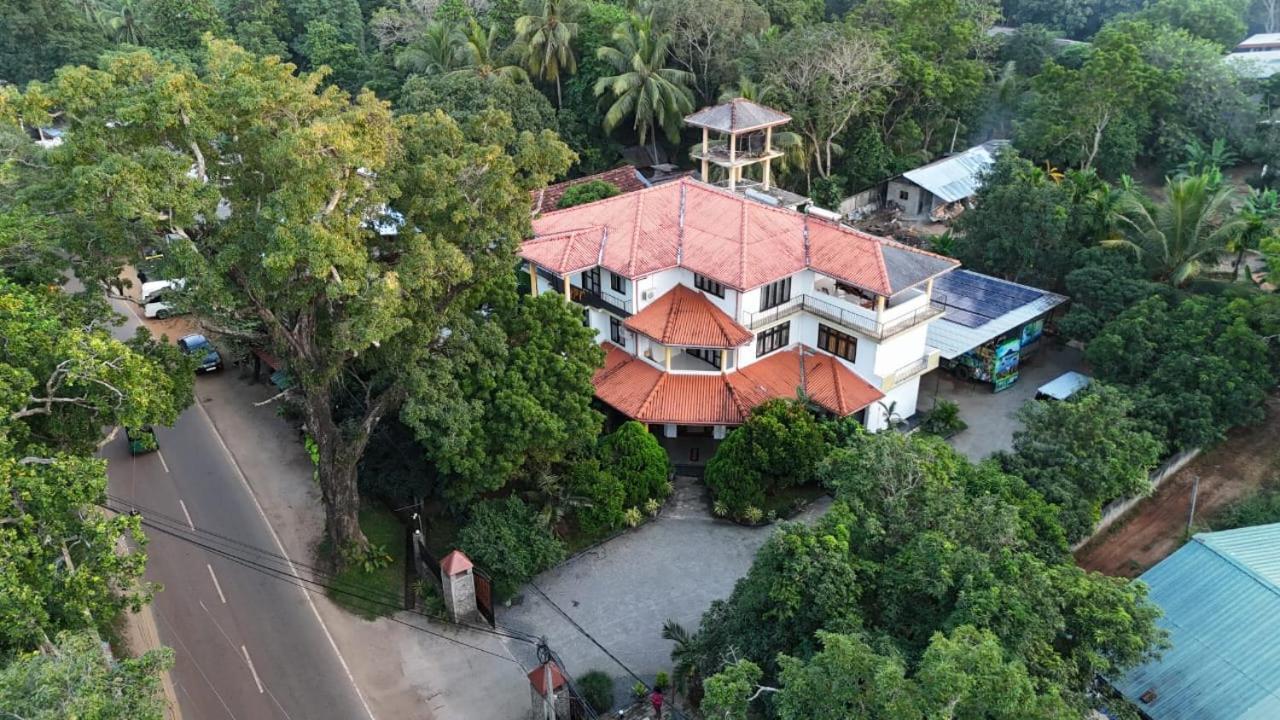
[743,293,944,342]
[879,349,941,391]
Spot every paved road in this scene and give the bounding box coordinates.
[101,295,374,720]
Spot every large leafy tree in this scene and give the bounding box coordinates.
[0,0,111,85]
[16,40,576,562]
[1015,38,1159,173]
[651,0,770,105]
[1086,294,1279,450]
[681,432,1164,715]
[516,0,579,107]
[1003,384,1164,541]
[1138,0,1250,47]
[0,630,173,719]
[0,442,152,655]
[761,24,895,180]
[1107,172,1244,285]
[594,12,695,165]
[703,626,1071,720]
[398,72,559,136]
[704,399,829,519]
[139,0,225,50]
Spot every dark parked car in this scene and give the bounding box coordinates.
[178,334,223,373]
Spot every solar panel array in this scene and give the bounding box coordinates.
[932,270,1044,329]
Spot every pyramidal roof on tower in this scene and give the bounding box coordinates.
[684,99,792,134]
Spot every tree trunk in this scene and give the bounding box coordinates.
[555,75,562,109]
[316,447,366,560]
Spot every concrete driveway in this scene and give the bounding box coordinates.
[501,478,831,710]
[916,342,1086,461]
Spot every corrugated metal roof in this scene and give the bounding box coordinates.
[901,141,1008,203]
[1113,524,1280,720]
[684,99,792,134]
[1226,50,1280,78]
[926,271,1067,359]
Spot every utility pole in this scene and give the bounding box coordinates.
[1187,474,1200,533]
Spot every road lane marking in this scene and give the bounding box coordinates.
[179,500,195,531]
[193,400,377,720]
[157,450,171,474]
[154,605,241,720]
[241,646,264,694]
[207,564,227,604]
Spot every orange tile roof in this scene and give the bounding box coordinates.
[530,165,651,216]
[522,178,957,296]
[440,550,473,576]
[519,226,605,275]
[624,285,753,348]
[593,343,882,426]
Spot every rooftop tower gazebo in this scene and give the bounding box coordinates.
[685,98,791,192]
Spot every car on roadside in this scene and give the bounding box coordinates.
[177,334,223,373]
[140,278,188,319]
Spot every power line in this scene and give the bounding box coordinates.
[110,504,531,664]
[101,498,539,646]
[102,492,540,643]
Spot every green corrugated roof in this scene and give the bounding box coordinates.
[1113,523,1280,719]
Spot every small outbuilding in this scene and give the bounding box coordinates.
[925,270,1067,392]
[1111,523,1280,720]
[842,141,1008,223]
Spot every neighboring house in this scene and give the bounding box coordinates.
[842,141,1009,223]
[519,175,958,438]
[926,270,1068,392]
[1226,33,1280,79]
[1111,524,1280,720]
[530,165,653,216]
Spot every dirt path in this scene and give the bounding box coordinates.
[1075,395,1280,578]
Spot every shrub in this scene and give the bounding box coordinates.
[704,400,828,517]
[644,498,661,517]
[921,400,967,437]
[567,458,626,538]
[599,421,671,507]
[741,506,764,525]
[457,497,566,599]
[1214,489,1280,530]
[557,179,622,208]
[577,670,615,714]
[623,507,643,527]
[655,671,670,692]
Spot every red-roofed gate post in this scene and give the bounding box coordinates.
[439,549,478,623]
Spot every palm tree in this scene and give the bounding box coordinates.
[594,14,695,165]
[524,472,591,535]
[661,619,700,696]
[1229,188,1280,280]
[451,20,529,82]
[102,0,143,45]
[515,0,579,107]
[1106,173,1246,286]
[395,21,466,75]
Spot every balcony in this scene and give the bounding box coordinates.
[534,265,632,317]
[743,293,945,342]
[880,349,941,391]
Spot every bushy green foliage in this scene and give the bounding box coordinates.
[399,73,559,137]
[557,179,621,208]
[141,0,225,50]
[1213,488,1280,530]
[1059,247,1164,342]
[597,421,670,508]
[577,670,615,714]
[920,400,966,437]
[684,432,1164,715]
[1004,384,1164,541]
[704,400,828,519]
[567,457,626,537]
[1086,294,1280,450]
[0,631,173,720]
[457,496,566,598]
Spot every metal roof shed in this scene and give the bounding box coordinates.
[926,270,1068,360]
[900,140,1008,204]
[1112,524,1280,720]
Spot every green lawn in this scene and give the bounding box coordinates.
[328,504,407,620]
